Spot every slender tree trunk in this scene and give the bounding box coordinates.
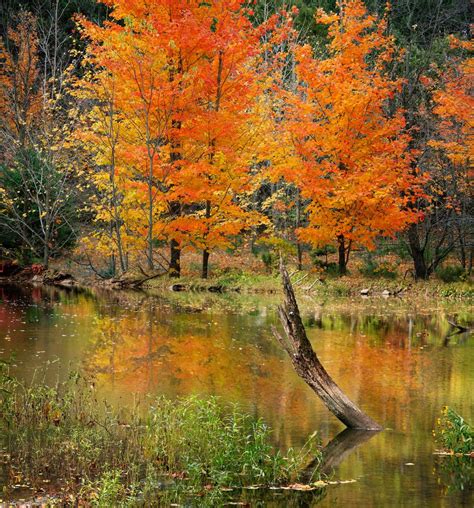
[109,253,116,278]
[147,178,154,271]
[457,224,467,271]
[338,234,347,275]
[272,261,382,430]
[202,250,210,279]
[168,169,181,277]
[202,199,211,279]
[296,192,303,270]
[168,57,183,279]
[43,239,49,268]
[201,53,223,280]
[110,145,126,273]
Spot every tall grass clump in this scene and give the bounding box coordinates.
[146,397,316,488]
[0,361,321,505]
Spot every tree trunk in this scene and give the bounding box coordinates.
[43,240,49,268]
[297,244,303,271]
[296,192,303,270]
[407,224,429,279]
[169,199,181,278]
[272,261,382,430]
[169,238,180,278]
[337,235,347,275]
[202,249,210,279]
[202,199,211,279]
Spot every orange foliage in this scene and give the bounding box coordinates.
[430,37,473,176]
[277,0,423,256]
[0,11,41,147]
[76,0,274,270]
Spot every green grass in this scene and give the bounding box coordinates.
[0,362,321,505]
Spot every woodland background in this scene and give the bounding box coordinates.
[0,0,472,283]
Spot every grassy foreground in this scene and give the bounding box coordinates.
[0,362,321,506]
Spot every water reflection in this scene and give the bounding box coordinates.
[0,284,472,506]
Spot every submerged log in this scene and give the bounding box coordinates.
[272,260,382,431]
[447,320,470,334]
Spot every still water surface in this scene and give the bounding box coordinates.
[0,284,472,506]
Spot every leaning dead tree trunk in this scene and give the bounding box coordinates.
[272,261,382,430]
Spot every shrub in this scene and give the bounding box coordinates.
[146,396,317,488]
[436,265,467,283]
[434,406,473,454]
[261,251,275,272]
[310,245,336,267]
[358,253,397,279]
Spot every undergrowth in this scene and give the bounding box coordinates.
[0,361,321,505]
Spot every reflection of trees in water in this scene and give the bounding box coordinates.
[83,295,472,445]
[303,428,380,479]
[2,286,472,505]
[303,306,472,349]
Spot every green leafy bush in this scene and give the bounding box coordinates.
[310,245,336,268]
[436,265,467,283]
[146,396,318,488]
[434,407,473,454]
[358,253,397,279]
[261,251,275,272]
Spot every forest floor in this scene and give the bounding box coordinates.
[30,248,472,301]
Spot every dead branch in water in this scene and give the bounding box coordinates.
[272,260,382,430]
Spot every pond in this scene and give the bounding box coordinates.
[0,283,472,506]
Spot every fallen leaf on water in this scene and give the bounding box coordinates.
[312,480,329,488]
[281,483,318,491]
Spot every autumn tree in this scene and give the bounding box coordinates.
[281,0,421,274]
[424,36,473,275]
[0,11,83,266]
[77,1,227,276]
[396,24,473,280]
[173,1,274,279]
[77,0,279,278]
[74,73,136,276]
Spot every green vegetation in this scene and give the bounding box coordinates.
[433,407,473,494]
[0,362,321,505]
[434,407,473,455]
[436,265,468,283]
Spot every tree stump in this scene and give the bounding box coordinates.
[272,260,382,430]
